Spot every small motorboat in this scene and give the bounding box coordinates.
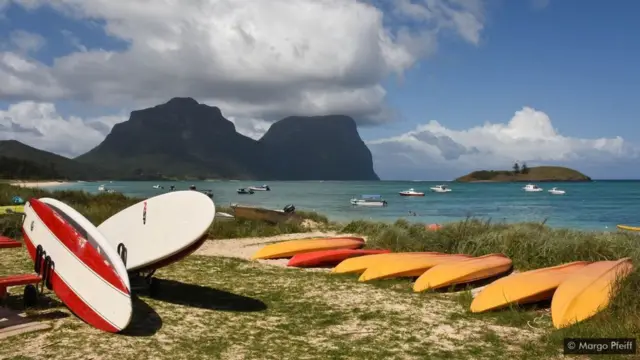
[399,188,425,196]
[97,184,106,191]
[237,188,255,195]
[152,184,161,189]
[200,189,214,198]
[215,212,235,222]
[430,185,452,193]
[350,195,388,207]
[549,187,566,195]
[523,184,543,192]
[249,184,270,191]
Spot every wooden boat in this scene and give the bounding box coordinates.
[230,203,297,224]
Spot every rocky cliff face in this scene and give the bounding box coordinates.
[259,115,379,180]
[76,98,379,180]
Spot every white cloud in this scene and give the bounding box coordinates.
[0,0,486,124]
[0,101,126,157]
[367,107,637,179]
[531,0,550,10]
[9,30,45,54]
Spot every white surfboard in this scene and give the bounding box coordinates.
[23,198,132,333]
[97,190,215,272]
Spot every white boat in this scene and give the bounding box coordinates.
[98,184,106,191]
[430,185,452,193]
[215,212,235,221]
[152,184,161,189]
[548,187,566,195]
[248,184,270,191]
[350,194,388,207]
[399,188,425,196]
[523,184,543,192]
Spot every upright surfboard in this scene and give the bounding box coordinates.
[22,198,132,333]
[97,190,215,272]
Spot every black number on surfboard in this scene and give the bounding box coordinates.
[142,201,147,225]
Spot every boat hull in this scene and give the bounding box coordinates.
[251,237,365,260]
[413,253,513,292]
[551,258,633,329]
[470,261,590,313]
[358,254,472,282]
[231,204,295,224]
[287,249,391,267]
[331,252,442,275]
[399,193,424,196]
[616,224,640,231]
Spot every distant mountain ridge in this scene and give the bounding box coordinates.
[0,98,380,181]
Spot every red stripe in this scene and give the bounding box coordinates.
[27,199,129,295]
[22,232,120,333]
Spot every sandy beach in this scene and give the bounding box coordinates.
[8,180,72,188]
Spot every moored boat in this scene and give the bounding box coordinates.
[399,188,425,196]
[430,185,452,193]
[350,194,388,207]
[548,187,565,195]
[230,203,297,224]
[523,184,543,192]
[248,184,270,191]
[237,188,254,195]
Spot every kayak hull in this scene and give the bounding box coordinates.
[414,253,513,292]
[551,258,633,329]
[470,261,590,313]
[331,252,442,275]
[251,237,365,260]
[287,249,391,267]
[358,254,473,282]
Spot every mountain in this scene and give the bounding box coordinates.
[259,115,378,180]
[0,140,108,180]
[75,97,379,180]
[454,166,592,182]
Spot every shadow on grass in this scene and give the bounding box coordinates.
[145,278,267,312]
[120,296,163,337]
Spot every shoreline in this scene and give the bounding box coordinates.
[8,180,73,188]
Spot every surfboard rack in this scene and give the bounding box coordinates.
[33,245,55,297]
[128,270,159,297]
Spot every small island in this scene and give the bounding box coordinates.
[454,162,592,183]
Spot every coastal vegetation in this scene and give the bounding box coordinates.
[0,184,636,359]
[454,164,592,182]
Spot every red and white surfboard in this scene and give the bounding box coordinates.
[21,198,132,333]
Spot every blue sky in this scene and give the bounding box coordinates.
[360,0,640,141]
[0,0,638,179]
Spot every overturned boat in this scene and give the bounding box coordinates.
[230,203,297,224]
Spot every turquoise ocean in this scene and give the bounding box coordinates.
[48,180,640,231]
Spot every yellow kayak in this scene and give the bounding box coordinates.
[331,252,441,275]
[358,253,473,282]
[551,258,633,329]
[413,253,513,292]
[470,261,590,313]
[616,224,640,231]
[0,205,24,214]
[251,236,365,260]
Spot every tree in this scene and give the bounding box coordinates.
[521,162,529,174]
[512,162,520,174]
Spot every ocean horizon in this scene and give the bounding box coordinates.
[45,179,640,232]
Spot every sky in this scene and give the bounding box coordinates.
[0,0,638,180]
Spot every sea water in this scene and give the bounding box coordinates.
[50,180,640,231]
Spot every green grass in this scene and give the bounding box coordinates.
[339,217,640,358]
[1,183,637,359]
